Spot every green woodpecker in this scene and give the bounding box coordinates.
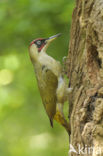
[29,34,72,133]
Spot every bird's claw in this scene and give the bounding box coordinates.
[62,56,67,64]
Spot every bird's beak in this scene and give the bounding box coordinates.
[41,33,62,52]
[46,33,62,43]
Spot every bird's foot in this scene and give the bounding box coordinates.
[62,56,67,64]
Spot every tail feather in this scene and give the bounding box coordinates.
[49,119,53,128]
[54,112,70,134]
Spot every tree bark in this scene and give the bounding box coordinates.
[67,0,103,155]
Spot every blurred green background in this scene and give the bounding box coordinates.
[0,0,75,156]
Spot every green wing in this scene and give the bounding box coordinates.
[37,67,58,126]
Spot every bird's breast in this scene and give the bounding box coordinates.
[38,54,61,77]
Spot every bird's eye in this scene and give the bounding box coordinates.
[36,40,41,45]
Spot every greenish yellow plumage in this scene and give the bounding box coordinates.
[29,34,72,133]
[35,63,58,126]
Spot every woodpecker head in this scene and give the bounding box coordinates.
[29,33,61,62]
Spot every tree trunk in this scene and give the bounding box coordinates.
[67,0,103,155]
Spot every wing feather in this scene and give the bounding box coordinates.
[37,67,58,122]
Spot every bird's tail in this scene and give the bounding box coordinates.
[54,103,70,134]
[49,118,53,128]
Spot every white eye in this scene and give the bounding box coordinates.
[37,40,41,45]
